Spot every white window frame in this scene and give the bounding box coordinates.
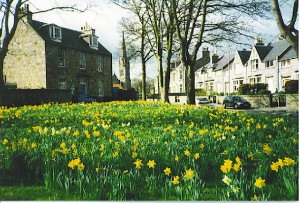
[251,59,259,71]
[79,52,86,70]
[58,48,65,67]
[49,26,62,41]
[98,56,104,72]
[58,78,67,90]
[265,61,273,68]
[89,36,98,48]
[99,81,104,96]
[282,59,291,67]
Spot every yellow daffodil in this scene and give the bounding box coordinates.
[194,153,200,160]
[263,144,272,155]
[254,177,266,189]
[270,162,279,172]
[3,138,8,144]
[164,167,171,176]
[78,163,85,171]
[184,168,195,179]
[222,175,231,185]
[147,160,156,168]
[133,159,143,169]
[283,157,296,166]
[171,176,180,185]
[184,149,191,156]
[175,155,179,162]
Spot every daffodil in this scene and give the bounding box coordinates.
[194,153,200,160]
[133,159,143,169]
[164,167,171,176]
[270,162,279,172]
[147,160,156,168]
[171,176,180,185]
[254,177,266,189]
[283,157,296,166]
[222,175,231,185]
[184,168,195,179]
[184,149,191,156]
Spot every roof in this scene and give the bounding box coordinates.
[279,47,297,61]
[237,50,251,65]
[194,52,211,72]
[214,53,235,71]
[30,20,111,56]
[254,45,272,61]
[262,40,291,62]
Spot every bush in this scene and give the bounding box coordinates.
[285,80,298,94]
[238,84,251,95]
[195,88,206,96]
[258,89,271,95]
[238,83,268,95]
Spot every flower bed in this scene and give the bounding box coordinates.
[0,101,298,200]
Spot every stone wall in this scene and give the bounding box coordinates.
[286,94,299,109]
[0,89,72,107]
[4,20,47,88]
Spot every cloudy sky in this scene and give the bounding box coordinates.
[28,0,290,79]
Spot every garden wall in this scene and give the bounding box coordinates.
[0,89,72,107]
[286,94,299,109]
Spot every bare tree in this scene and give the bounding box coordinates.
[169,0,271,104]
[271,0,298,58]
[115,0,153,101]
[0,0,88,92]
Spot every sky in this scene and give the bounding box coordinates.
[27,0,293,80]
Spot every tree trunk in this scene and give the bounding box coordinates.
[185,64,195,105]
[0,52,7,94]
[271,0,299,58]
[141,57,147,100]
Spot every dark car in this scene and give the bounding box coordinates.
[197,97,211,105]
[77,94,97,103]
[223,96,251,109]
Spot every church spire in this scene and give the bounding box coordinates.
[119,31,131,90]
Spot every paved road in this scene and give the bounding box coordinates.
[198,103,299,117]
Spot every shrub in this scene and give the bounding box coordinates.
[195,88,206,96]
[285,80,298,94]
[258,89,271,95]
[238,83,268,95]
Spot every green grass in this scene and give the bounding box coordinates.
[0,186,80,200]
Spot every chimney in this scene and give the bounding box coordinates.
[19,4,32,23]
[211,51,219,64]
[255,36,264,45]
[202,47,210,58]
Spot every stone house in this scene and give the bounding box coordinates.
[3,5,113,100]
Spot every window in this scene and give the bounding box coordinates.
[79,79,87,94]
[79,52,86,69]
[249,78,255,84]
[98,56,104,72]
[49,26,62,41]
[99,81,104,96]
[58,78,67,90]
[251,59,258,70]
[179,70,183,80]
[265,61,273,68]
[282,59,291,67]
[257,77,262,83]
[89,36,98,48]
[179,84,183,93]
[233,80,243,92]
[58,49,65,67]
[282,78,290,87]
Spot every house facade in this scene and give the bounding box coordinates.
[4,5,113,100]
[156,37,298,103]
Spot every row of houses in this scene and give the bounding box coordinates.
[3,5,113,101]
[154,37,298,97]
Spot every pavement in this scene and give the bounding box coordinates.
[198,103,299,117]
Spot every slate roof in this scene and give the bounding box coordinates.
[214,53,235,71]
[254,45,272,61]
[279,47,297,61]
[262,40,291,62]
[237,50,251,65]
[30,20,111,56]
[194,54,211,72]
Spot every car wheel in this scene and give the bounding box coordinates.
[223,103,227,109]
[234,104,238,109]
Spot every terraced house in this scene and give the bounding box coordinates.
[3,5,113,100]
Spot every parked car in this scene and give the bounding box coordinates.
[223,96,251,109]
[197,97,211,104]
[77,94,97,103]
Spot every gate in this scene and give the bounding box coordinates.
[270,94,286,107]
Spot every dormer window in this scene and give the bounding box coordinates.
[89,36,98,49]
[49,25,62,42]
